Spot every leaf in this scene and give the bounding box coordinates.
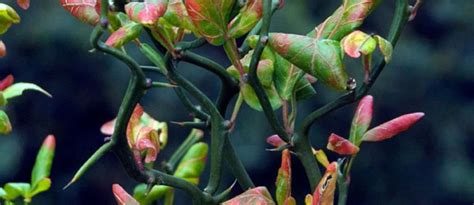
[0,110,12,134]
[374,35,393,62]
[0,40,6,57]
[26,178,51,199]
[31,135,55,187]
[273,54,303,100]
[184,0,235,45]
[59,0,100,26]
[268,33,348,91]
[2,82,52,99]
[294,75,317,101]
[228,0,263,38]
[162,0,197,33]
[305,194,313,205]
[112,184,140,205]
[313,149,329,168]
[362,112,424,142]
[0,74,14,91]
[3,183,30,201]
[133,184,171,205]
[326,133,359,155]
[222,186,276,205]
[105,21,143,48]
[266,134,286,148]
[340,30,377,58]
[17,0,30,10]
[309,0,381,40]
[349,95,373,145]
[0,3,21,35]
[0,187,6,199]
[312,162,338,205]
[134,127,160,163]
[125,0,167,26]
[174,143,208,184]
[241,83,282,111]
[275,150,292,205]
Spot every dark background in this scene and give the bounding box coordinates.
[0,0,473,204]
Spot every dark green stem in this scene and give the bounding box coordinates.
[223,137,255,190]
[165,62,227,195]
[247,0,290,143]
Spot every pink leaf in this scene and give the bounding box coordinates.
[349,95,373,144]
[17,0,30,10]
[363,112,425,142]
[266,134,286,148]
[134,127,160,163]
[105,22,143,48]
[0,74,14,91]
[223,186,276,205]
[112,184,139,205]
[59,0,99,26]
[125,0,167,26]
[326,133,359,155]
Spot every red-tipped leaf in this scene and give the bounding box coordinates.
[0,75,14,91]
[349,95,373,145]
[112,184,139,205]
[17,0,30,10]
[125,0,167,26]
[327,133,359,155]
[363,112,425,142]
[275,149,292,205]
[59,0,100,26]
[312,162,338,205]
[266,134,286,148]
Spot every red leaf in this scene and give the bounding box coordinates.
[363,112,425,142]
[275,149,292,205]
[112,184,139,205]
[17,0,30,10]
[59,0,100,26]
[0,74,14,91]
[134,127,160,163]
[326,133,359,155]
[126,104,144,146]
[312,162,338,205]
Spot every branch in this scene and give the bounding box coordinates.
[247,0,290,142]
[298,0,410,137]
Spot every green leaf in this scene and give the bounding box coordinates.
[31,135,55,187]
[174,142,208,184]
[0,110,12,134]
[374,35,393,63]
[275,150,291,205]
[0,3,20,35]
[25,178,51,199]
[340,30,377,58]
[0,187,6,199]
[184,0,235,45]
[273,54,303,100]
[2,83,52,99]
[294,76,316,101]
[105,21,143,48]
[3,183,30,201]
[133,184,171,205]
[268,33,348,91]
[139,43,168,74]
[163,0,198,33]
[241,84,282,111]
[228,0,263,38]
[308,0,381,40]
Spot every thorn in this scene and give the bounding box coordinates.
[408,0,422,21]
[63,178,76,190]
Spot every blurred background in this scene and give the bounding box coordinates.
[0,0,473,204]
